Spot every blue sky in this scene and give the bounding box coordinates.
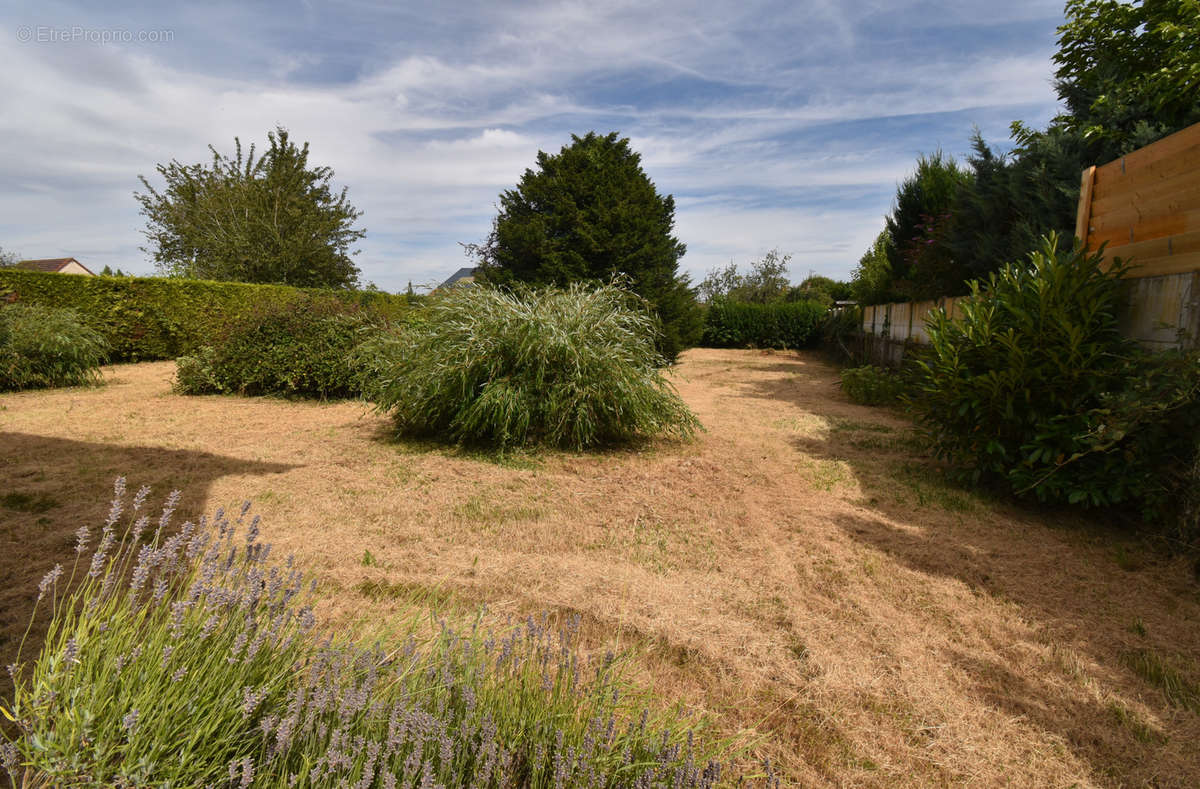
[0,1,1068,291]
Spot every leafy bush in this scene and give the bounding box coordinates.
[0,268,412,362]
[1,480,727,787]
[0,303,107,391]
[360,282,700,450]
[840,365,904,406]
[909,233,1200,512]
[174,296,376,398]
[701,298,825,349]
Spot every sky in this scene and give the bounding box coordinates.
[0,1,1070,292]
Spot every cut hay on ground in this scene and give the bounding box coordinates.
[2,349,1198,786]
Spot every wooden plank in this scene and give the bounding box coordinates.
[1102,228,1200,265]
[1116,249,1200,279]
[1091,202,1200,234]
[1088,209,1199,249]
[1075,166,1096,245]
[1092,121,1200,182]
[1089,171,1200,221]
[1092,143,1200,199]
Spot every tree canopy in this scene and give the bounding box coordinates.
[136,127,365,289]
[1054,0,1200,160]
[698,249,791,304]
[850,0,1200,305]
[472,131,701,361]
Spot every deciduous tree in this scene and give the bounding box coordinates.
[136,127,365,289]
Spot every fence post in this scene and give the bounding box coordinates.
[1075,165,1096,248]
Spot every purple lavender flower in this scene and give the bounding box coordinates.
[121,708,139,734]
[74,525,89,555]
[132,484,150,511]
[1,741,18,773]
[62,637,79,667]
[37,563,63,601]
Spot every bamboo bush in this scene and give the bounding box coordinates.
[0,303,107,391]
[357,282,700,450]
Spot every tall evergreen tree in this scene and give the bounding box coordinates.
[884,151,972,300]
[472,132,701,361]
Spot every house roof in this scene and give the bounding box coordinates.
[437,267,478,289]
[16,257,96,275]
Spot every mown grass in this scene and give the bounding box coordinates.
[1120,648,1200,713]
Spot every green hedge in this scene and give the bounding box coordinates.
[701,298,825,349]
[0,270,414,362]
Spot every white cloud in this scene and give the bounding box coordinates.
[0,1,1067,287]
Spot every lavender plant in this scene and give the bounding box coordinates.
[2,479,736,788]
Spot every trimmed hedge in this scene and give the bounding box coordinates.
[701,298,825,349]
[0,269,414,362]
[175,297,377,399]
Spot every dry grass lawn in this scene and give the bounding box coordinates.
[2,348,1199,786]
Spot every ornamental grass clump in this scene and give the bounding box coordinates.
[0,303,107,391]
[359,282,700,450]
[2,479,731,787]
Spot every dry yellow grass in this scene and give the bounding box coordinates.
[2,348,1199,786]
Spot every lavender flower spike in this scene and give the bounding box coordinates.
[37,563,63,601]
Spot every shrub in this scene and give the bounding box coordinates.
[360,282,700,450]
[0,268,412,362]
[0,303,107,391]
[701,298,825,349]
[1,480,727,787]
[174,296,376,398]
[909,233,1200,512]
[840,365,904,406]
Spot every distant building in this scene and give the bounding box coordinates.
[436,267,478,289]
[16,257,96,276]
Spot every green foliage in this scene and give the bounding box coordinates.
[786,275,851,307]
[884,150,973,300]
[472,131,701,362]
[1,483,726,787]
[698,249,792,304]
[0,268,411,362]
[361,282,700,450]
[850,231,896,305]
[0,303,107,391]
[174,297,377,399]
[1054,0,1200,160]
[701,298,825,350]
[839,365,905,406]
[136,126,365,288]
[909,234,1200,512]
[945,129,1085,286]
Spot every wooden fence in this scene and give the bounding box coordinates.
[862,120,1200,358]
[1077,121,1200,278]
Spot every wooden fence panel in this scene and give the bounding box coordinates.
[1079,122,1200,279]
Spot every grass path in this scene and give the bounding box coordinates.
[2,348,1198,786]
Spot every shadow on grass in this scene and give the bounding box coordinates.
[0,432,297,710]
[365,417,698,471]
[731,351,1200,784]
